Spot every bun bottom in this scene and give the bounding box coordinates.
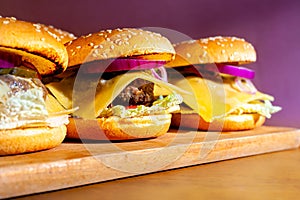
[171,113,265,131]
[0,125,66,155]
[66,114,172,140]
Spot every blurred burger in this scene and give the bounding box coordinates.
[166,36,281,131]
[0,17,72,155]
[46,28,187,140]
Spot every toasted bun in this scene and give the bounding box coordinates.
[171,113,265,131]
[167,36,256,67]
[65,28,175,68]
[0,125,66,155]
[0,17,68,76]
[66,114,172,140]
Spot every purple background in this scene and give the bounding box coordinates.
[1,0,300,128]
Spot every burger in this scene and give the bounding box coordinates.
[0,17,72,155]
[166,36,281,131]
[46,28,187,140]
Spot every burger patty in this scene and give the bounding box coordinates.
[112,79,155,107]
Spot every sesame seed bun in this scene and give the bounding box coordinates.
[167,36,256,67]
[0,125,66,155]
[171,113,265,131]
[66,114,171,140]
[0,17,69,76]
[65,28,175,68]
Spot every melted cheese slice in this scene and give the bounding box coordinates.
[171,76,274,122]
[46,72,190,119]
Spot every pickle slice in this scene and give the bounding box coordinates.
[0,67,39,78]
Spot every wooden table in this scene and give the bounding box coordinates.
[15,147,300,200]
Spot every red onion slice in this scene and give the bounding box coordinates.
[0,59,14,69]
[150,66,168,82]
[217,64,255,79]
[234,77,257,94]
[83,58,166,73]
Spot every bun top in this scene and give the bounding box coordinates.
[65,28,175,67]
[167,36,256,67]
[0,16,69,76]
[37,23,77,44]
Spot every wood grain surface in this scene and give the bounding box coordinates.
[16,148,300,200]
[1,126,300,199]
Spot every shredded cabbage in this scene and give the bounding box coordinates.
[99,93,182,118]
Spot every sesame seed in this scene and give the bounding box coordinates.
[124,41,129,45]
[229,43,233,47]
[186,53,191,58]
[99,44,104,48]
[133,44,137,48]
[201,39,208,44]
[115,39,122,45]
[33,24,41,29]
[187,40,196,44]
[101,53,107,58]
[221,49,226,54]
[2,20,10,25]
[93,49,99,55]
[84,33,92,38]
[41,38,45,41]
[88,42,94,47]
[36,29,41,33]
[107,29,112,33]
[110,45,114,50]
[106,38,111,41]
[76,46,81,49]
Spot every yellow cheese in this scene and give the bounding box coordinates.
[171,76,274,122]
[45,94,66,113]
[46,72,190,119]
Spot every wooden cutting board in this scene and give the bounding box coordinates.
[1,126,300,199]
